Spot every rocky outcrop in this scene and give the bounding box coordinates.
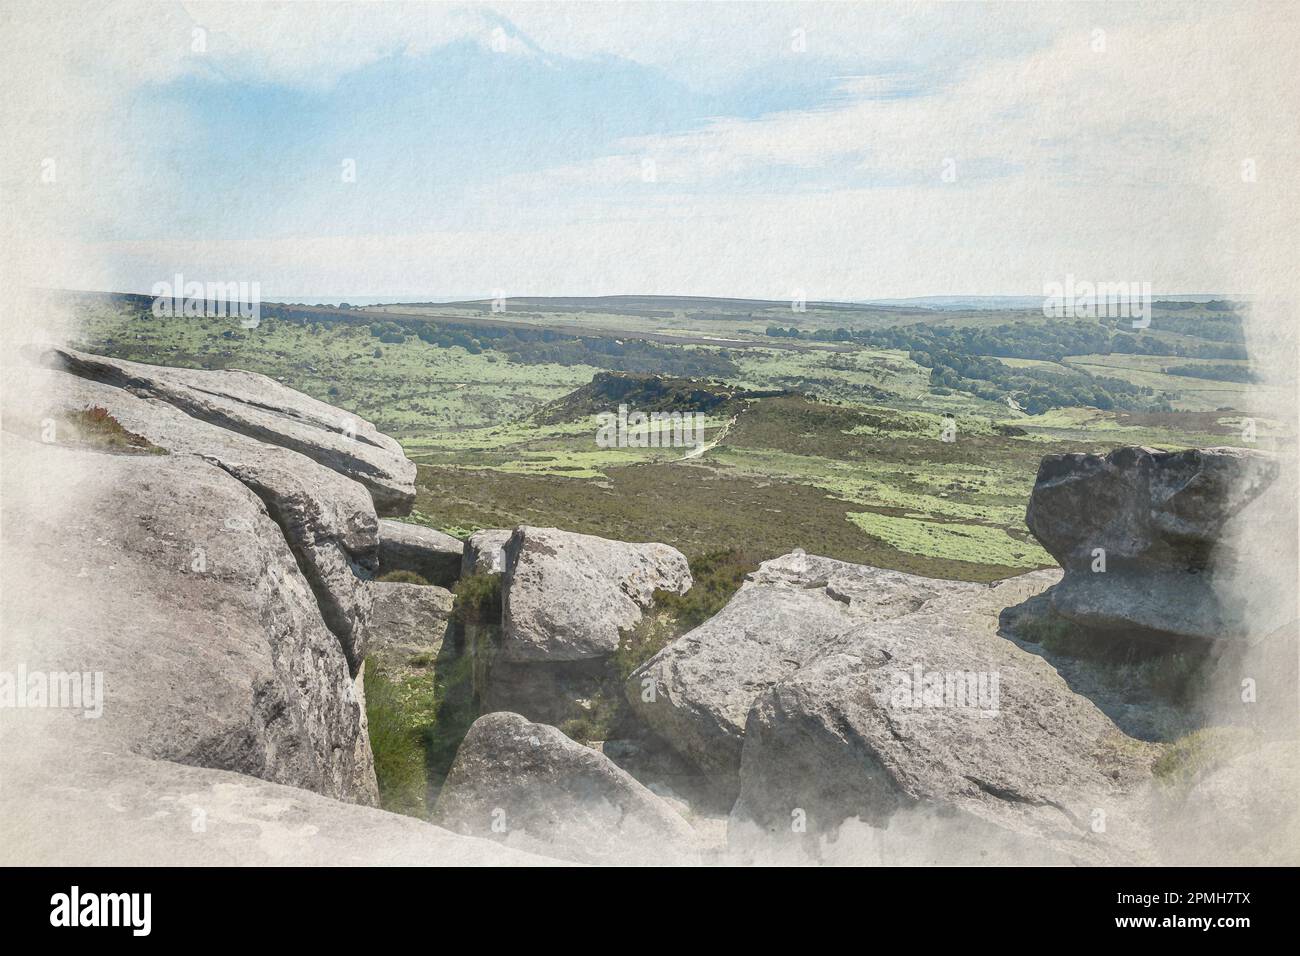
[25,365,378,671]
[434,712,699,864]
[0,748,553,866]
[729,571,1152,864]
[378,519,463,587]
[482,527,692,722]
[367,581,455,664]
[1024,445,1281,644]
[622,551,1155,861]
[501,526,691,662]
[44,346,416,515]
[1,433,378,804]
[2,347,430,810]
[626,550,984,784]
[462,529,512,576]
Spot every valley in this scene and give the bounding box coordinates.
[69,292,1288,584]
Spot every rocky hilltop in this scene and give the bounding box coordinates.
[1,349,522,862]
[2,348,1294,866]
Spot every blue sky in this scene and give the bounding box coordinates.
[7,1,1296,300]
[137,39,857,241]
[103,5,1024,244]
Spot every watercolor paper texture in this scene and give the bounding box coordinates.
[1,2,1296,868]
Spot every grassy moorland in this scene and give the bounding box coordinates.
[70,292,1286,584]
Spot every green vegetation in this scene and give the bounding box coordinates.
[362,662,431,817]
[69,292,1282,587]
[653,548,762,632]
[72,299,599,437]
[1164,363,1257,383]
[288,304,740,378]
[362,576,501,815]
[364,636,483,816]
[419,652,479,794]
[846,511,1052,569]
[535,370,765,425]
[451,573,503,627]
[62,406,167,454]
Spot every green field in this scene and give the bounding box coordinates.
[68,292,1287,583]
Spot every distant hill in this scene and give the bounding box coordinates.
[859,294,1244,311]
[535,371,792,425]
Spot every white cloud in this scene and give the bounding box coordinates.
[3,1,1296,300]
[515,10,1291,193]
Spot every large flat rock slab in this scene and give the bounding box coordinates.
[44,346,417,515]
[626,551,984,784]
[730,571,1153,864]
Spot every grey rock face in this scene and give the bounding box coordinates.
[1025,445,1281,643]
[434,712,700,864]
[500,526,692,663]
[45,346,416,515]
[482,526,691,723]
[627,550,983,783]
[730,571,1151,864]
[27,366,378,672]
[368,581,455,664]
[462,529,512,576]
[378,519,463,587]
[1,434,378,804]
[3,350,431,807]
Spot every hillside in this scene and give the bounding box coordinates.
[65,291,1287,583]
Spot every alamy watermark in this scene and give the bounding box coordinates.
[151,273,261,329]
[0,666,103,718]
[1042,275,1152,329]
[890,663,999,717]
[50,886,150,936]
[596,404,707,450]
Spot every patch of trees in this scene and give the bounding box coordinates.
[925,359,1159,415]
[1107,311,1245,345]
[859,320,1115,363]
[1163,363,1257,383]
[369,321,411,345]
[1108,332,1246,359]
[766,313,1248,362]
[412,323,482,353]
[837,321,1162,413]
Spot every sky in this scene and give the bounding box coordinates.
[3,1,1297,301]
